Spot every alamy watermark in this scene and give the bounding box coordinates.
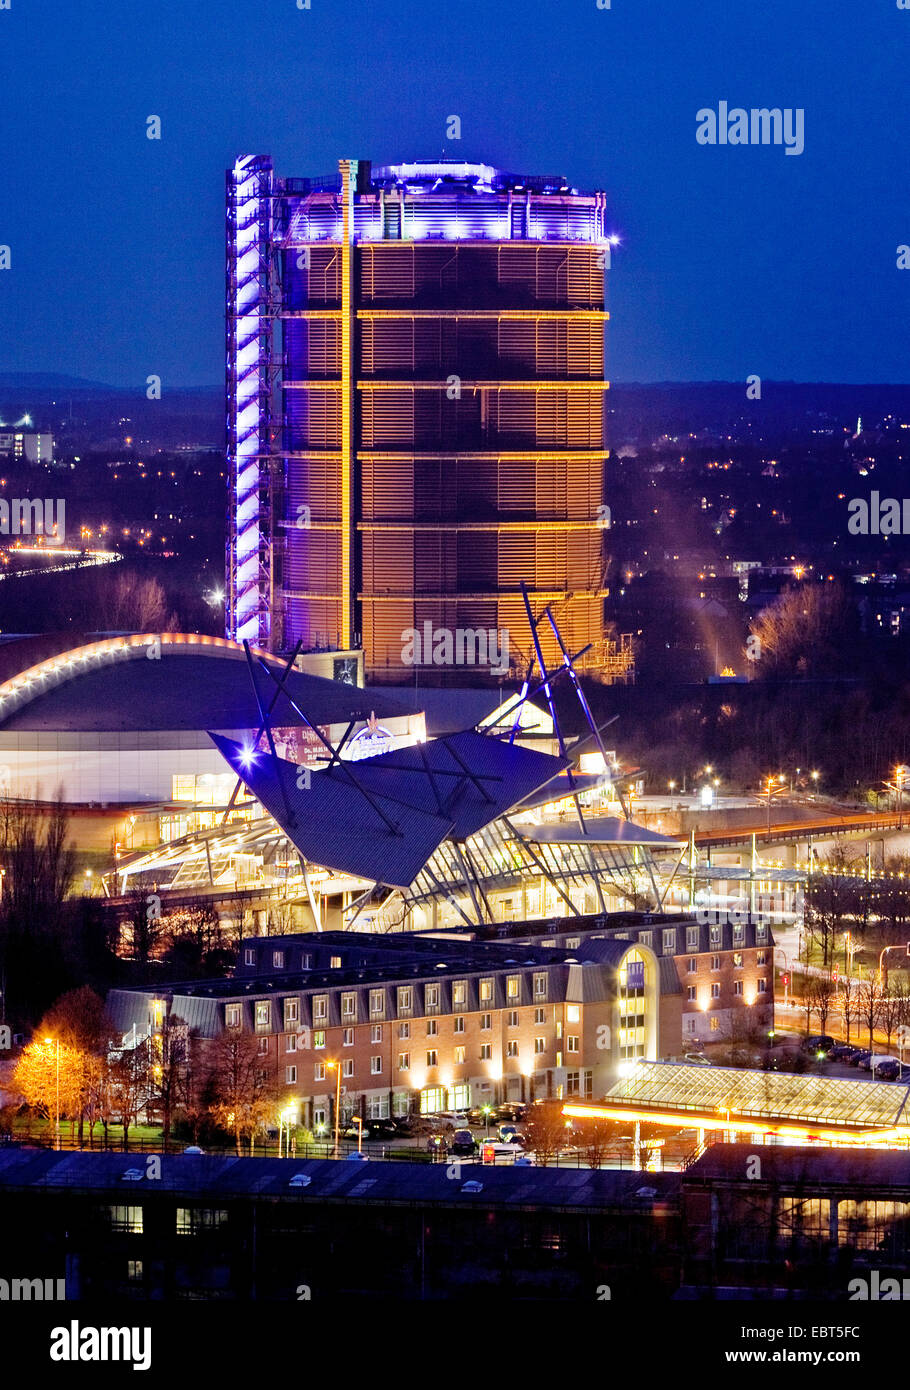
[694,887,803,927]
[848,1270,910,1300]
[401,622,510,676]
[696,102,804,156]
[847,492,910,535]
[0,497,65,542]
[0,1275,65,1300]
[50,1322,151,1370]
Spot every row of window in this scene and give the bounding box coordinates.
[104,1206,228,1236]
[639,924,770,953]
[686,951,769,973]
[293,1036,583,1083]
[686,980,768,1002]
[232,1000,579,1034]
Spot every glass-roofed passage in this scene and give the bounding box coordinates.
[563,1061,910,1146]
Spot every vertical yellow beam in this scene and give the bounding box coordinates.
[339,158,356,647]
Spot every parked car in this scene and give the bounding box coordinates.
[683,1052,712,1066]
[492,1103,526,1123]
[436,1111,470,1130]
[467,1106,493,1127]
[353,1119,399,1141]
[427,1134,448,1155]
[830,1044,860,1062]
[846,1049,870,1067]
[855,1051,874,1070]
[802,1034,836,1055]
[450,1129,478,1156]
[394,1115,433,1137]
[873,1058,901,1081]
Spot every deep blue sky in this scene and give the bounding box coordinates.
[1,0,905,387]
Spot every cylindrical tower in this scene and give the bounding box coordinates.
[231,158,612,679]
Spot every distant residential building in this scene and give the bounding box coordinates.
[0,430,53,464]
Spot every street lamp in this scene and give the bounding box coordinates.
[44,1036,60,1151]
[896,766,908,830]
[878,942,910,986]
[326,1060,342,1158]
[278,1104,297,1158]
[351,1115,364,1155]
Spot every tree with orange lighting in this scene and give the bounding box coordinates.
[208,1029,282,1155]
[13,1039,83,1137]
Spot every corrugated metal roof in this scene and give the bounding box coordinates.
[0,1149,681,1209]
[687,1142,910,1187]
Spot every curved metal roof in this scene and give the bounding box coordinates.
[0,634,416,732]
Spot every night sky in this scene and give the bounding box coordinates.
[0,0,905,387]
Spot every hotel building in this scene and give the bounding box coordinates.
[109,931,667,1127]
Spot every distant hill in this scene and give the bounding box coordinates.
[0,372,125,393]
[0,374,221,396]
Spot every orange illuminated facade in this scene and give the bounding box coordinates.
[228,157,617,680]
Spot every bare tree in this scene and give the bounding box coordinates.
[577,1117,622,1169]
[120,887,164,965]
[36,986,114,1146]
[804,853,858,970]
[522,1100,569,1167]
[841,972,860,1045]
[108,1044,147,1151]
[878,982,906,1052]
[856,979,884,1052]
[806,974,836,1038]
[208,1029,282,1155]
[749,582,860,680]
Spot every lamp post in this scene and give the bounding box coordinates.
[278,1103,298,1158]
[44,1036,60,1151]
[878,942,910,987]
[351,1115,364,1154]
[327,1061,342,1158]
[897,765,908,831]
